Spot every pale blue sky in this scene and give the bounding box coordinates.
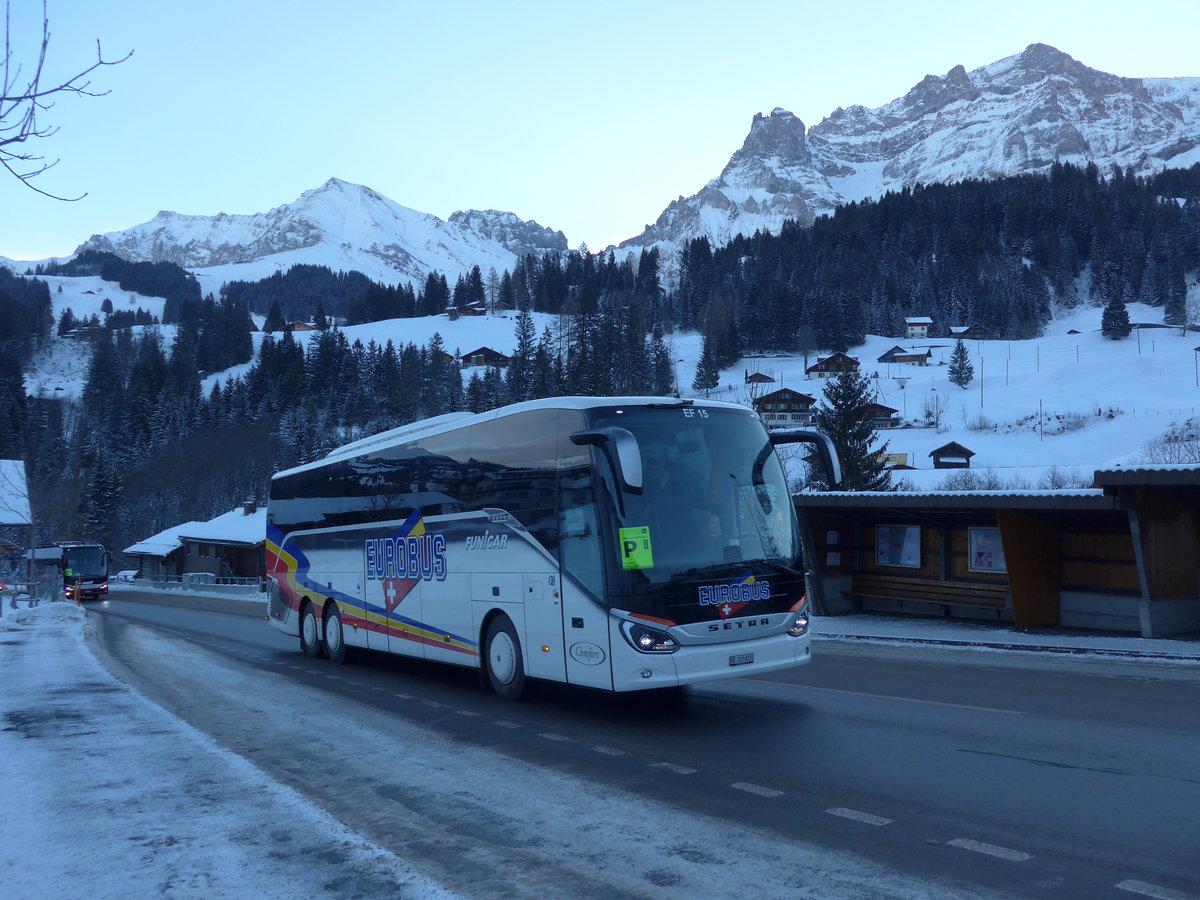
[4,0,1199,261]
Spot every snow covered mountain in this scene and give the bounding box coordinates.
[620,44,1200,255]
[75,178,567,291]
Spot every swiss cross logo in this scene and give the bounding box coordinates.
[384,578,417,614]
[718,599,749,619]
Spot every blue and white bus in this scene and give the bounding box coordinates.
[266,397,839,699]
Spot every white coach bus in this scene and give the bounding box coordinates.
[266,397,840,699]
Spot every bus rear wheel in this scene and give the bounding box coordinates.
[484,616,526,700]
[323,603,349,664]
[299,601,324,658]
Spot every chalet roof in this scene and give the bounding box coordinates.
[806,352,859,371]
[876,345,909,362]
[754,388,816,405]
[461,345,508,357]
[793,489,1114,513]
[905,316,933,325]
[929,441,975,458]
[745,372,775,383]
[866,403,899,416]
[177,507,267,548]
[1092,464,1200,489]
[124,521,204,558]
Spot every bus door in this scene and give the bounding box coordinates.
[558,463,615,691]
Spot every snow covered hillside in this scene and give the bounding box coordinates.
[23,272,1200,489]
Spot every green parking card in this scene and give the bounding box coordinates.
[619,526,654,570]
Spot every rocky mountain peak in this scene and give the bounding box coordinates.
[621,44,1200,264]
[897,63,978,117]
[735,108,809,162]
[448,209,568,257]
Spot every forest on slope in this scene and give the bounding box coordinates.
[2,162,1199,558]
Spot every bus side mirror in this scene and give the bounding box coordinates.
[769,429,843,490]
[570,427,644,495]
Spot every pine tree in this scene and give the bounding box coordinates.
[649,322,675,396]
[812,368,891,491]
[77,451,123,543]
[505,309,537,403]
[947,339,974,389]
[691,338,720,397]
[1101,298,1132,339]
[263,299,285,333]
[0,343,28,458]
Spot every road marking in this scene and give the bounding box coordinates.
[591,745,627,756]
[805,685,1026,716]
[948,838,1031,862]
[650,762,697,775]
[1116,879,1198,900]
[826,807,893,826]
[732,782,783,798]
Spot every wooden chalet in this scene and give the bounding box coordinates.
[930,441,975,469]
[866,403,900,429]
[460,346,512,368]
[950,324,991,341]
[877,346,932,366]
[752,388,817,428]
[744,371,775,385]
[905,316,933,339]
[806,352,859,379]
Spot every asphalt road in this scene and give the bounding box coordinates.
[88,590,1200,899]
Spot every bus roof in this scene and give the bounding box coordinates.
[273,396,755,481]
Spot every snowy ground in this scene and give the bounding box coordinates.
[0,602,454,900]
[3,595,1198,899]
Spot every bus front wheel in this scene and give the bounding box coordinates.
[484,616,526,700]
[300,601,324,658]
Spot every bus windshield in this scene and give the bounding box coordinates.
[585,405,802,622]
[64,546,107,579]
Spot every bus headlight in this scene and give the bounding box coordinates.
[787,608,810,637]
[621,621,679,653]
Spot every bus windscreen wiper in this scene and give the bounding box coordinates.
[645,399,694,409]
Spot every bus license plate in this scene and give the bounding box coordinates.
[729,653,754,667]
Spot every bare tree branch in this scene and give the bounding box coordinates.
[1,0,132,200]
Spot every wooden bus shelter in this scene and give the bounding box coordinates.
[793,490,1151,634]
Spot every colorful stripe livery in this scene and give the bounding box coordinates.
[266,514,478,658]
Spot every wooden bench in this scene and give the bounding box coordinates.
[849,573,1007,610]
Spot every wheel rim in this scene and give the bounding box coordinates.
[490,631,517,684]
[326,611,342,654]
[302,608,318,647]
